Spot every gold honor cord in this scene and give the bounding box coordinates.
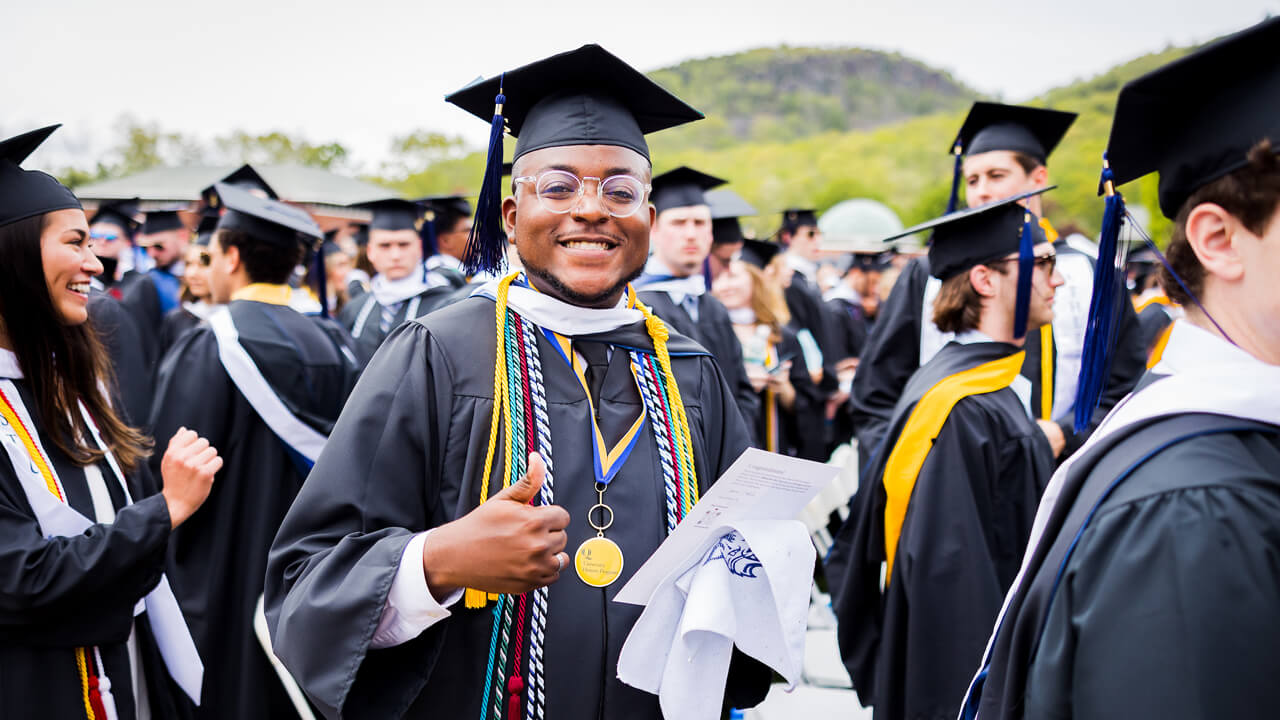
[881,351,1026,584]
[1040,326,1055,421]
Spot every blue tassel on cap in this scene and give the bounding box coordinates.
[462,73,509,276]
[701,256,713,291]
[1011,210,1035,340]
[1073,156,1128,432]
[945,143,963,214]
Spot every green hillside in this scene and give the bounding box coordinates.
[398,43,1200,242]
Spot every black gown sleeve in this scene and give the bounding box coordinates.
[0,479,171,647]
[849,258,928,465]
[265,322,446,719]
[1027,453,1280,719]
[88,291,154,428]
[148,329,235,479]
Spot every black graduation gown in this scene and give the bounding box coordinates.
[826,297,869,362]
[120,271,176,375]
[88,290,154,428]
[336,285,457,364]
[636,289,761,444]
[827,341,1055,720]
[264,295,772,720]
[0,380,192,720]
[157,307,203,358]
[1135,299,1175,356]
[784,271,839,393]
[148,299,362,720]
[850,253,1145,468]
[968,406,1280,720]
[751,326,824,459]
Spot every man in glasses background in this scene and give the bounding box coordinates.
[828,191,1062,720]
[121,207,190,368]
[88,197,146,297]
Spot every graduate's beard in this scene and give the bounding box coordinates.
[519,252,645,309]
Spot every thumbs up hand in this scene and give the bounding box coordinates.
[422,453,571,599]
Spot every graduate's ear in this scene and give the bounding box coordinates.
[502,194,518,243]
[1185,202,1246,284]
[222,243,242,275]
[969,264,999,298]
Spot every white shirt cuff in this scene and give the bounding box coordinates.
[369,530,463,649]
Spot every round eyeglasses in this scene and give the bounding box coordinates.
[513,170,651,218]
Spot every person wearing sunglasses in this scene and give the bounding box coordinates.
[88,198,145,297]
[120,208,190,374]
[266,45,773,720]
[0,125,220,720]
[828,191,1062,720]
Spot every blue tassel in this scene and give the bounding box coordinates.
[313,244,329,319]
[1073,158,1127,432]
[462,73,509,277]
[701,256,713,291]
[945,143,963,214]
[1011,211,1035,340]
[421,210,437,283]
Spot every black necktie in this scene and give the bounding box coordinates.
[577,341,610,410]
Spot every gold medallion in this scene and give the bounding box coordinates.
[574,536,625,587]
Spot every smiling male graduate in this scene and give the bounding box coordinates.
[265,45,771,720]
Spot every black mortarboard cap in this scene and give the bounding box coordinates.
[878,187,1053,281]
[193,208,219,247]
[446,44,702,163]
[712,217,745,246]
[1106,16,1280,219]
[141,208,187,235]
[213,182,320,248]
[352,199,424,232]
[352,223,369,248]
[952,102,1077,162]
[221,164,278,198]
[444,44,703,275]
[740,238,783,268]
[650,166,726,215]
[89,198,142,238]
[202,164,279,208]
[0,125,82,229]
[777,208,818,237]
[419,194,473,220]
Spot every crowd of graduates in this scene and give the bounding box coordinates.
[0,15,1276,720]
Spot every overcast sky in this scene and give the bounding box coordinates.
[4,0,1275,171]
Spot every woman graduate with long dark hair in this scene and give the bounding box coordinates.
[0,125,221,720]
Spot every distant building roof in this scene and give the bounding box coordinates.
[74,164,398,219]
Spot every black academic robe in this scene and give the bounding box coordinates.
[0,380,193,720]
[265,295,772,720]
[826,297,869,362]
[157,307,204,359]
[827,340,1055,720]
[970,407,1280,720]
[636,289,760,444]
[1135,299,1175,357]
[337,286,457,364]
[850,252,1145,468]
[784,270,839,393]
[89,290,154,428]
[149,299,362,720]
[121,271,178,375]
[752,326,824,459]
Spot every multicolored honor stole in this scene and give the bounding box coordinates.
[881,350,1026,583]
[468,272,702,720]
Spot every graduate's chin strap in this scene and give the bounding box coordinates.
[464,273,700,609]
